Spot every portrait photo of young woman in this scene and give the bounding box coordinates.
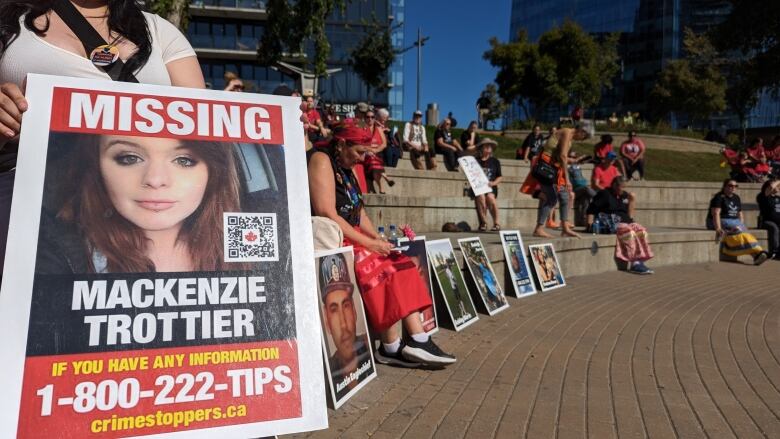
[35,132,288,274]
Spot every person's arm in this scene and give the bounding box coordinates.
[421,129,429,151]
[452,138,462,150]
[435,135,458,152]
[636,139,646,161]
[0,83,26,147]
[739,210,745,225]
[591,170,602,190]
[308,153,391,255]
[358,209,381,240]
[712,207,723,237]
[156,15,207,89]
[491,160,503,187]
[372,128,388,153]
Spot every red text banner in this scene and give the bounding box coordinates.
[50,87,285,144]
[17,341,301,438]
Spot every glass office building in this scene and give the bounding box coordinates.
[508,0,780,129]
[188,0,403,117]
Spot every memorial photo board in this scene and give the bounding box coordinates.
[528,243,566,292]
[315,247,377,409]
[398,236,438,335]
[457,237,509,315]
[425,239,479,331]
[0,74,328,438]
[499,231,537,298]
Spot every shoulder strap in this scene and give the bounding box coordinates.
[51,0,138,83]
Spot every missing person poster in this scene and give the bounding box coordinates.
[457,156,491,196]
[499,231,537,298]
[426,239,479,331]
[457,237,509,316]
[528,243,566,292]
[315,247,377,409]
[398,236,438,335]
[0,74,327,438]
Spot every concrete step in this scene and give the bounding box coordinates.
[391,155,560,178]
[422,227,768,295]
[502,130,723,153]
[364,195,760,233]
[379,169,763,203]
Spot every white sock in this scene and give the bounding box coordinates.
[382,338,401,354]
[411,332,429,343]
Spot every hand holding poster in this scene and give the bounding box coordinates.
[0,75,327,437]
[499,231,537,298]
[458,155,491,196]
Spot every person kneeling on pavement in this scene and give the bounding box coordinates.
[586,177,655,274]
[707,179,769,265]
[308,125,456,367]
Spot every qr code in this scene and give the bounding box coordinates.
[224,213,279,262]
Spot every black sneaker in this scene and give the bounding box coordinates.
[754,252,769,266]
[402,338,457,365]
[375,342,420,368]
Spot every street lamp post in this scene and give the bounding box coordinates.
[399,28,429,113]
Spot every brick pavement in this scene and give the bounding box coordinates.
[290,262,780,439]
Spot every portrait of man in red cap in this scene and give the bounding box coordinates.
[317,250,375,405]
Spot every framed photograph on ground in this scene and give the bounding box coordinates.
[425,239,479,331]
[499,230,537,298]
[457,237,509,315]
[315,247,377,410]
[528,243,566,292]
[0,74,328,438]
[398,236,438,335]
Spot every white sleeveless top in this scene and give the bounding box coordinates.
[0,12,196,87]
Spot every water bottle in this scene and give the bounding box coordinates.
[388,224,401,247]
[378,226,387,242]
[592,219,601,235]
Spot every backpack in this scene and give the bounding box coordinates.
[531,153,559,185]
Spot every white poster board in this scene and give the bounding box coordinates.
[458,155,491,196]
[315,247,377,410]
[425,239,479,331]
[499,230,537,298]
[457,237,510,316]
[528,243,567,292]
[0,74,328,438]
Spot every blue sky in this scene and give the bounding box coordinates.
[399,0,512,126]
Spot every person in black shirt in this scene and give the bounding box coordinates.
[434,118,463,171]
[472,139,503,231]
[586,177,655,274]
[757,179,780,258]
[460,121,481,156]
[518,124,544,161]
[709,179,768,265]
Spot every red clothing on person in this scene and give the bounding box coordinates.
[592,164,621,189]
[620,138,645,161]
[746,146,771,174]
[306,108,322,133]
[345,228,432,332]
[594,142,614,159]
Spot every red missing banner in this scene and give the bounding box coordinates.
[50,88,285,144]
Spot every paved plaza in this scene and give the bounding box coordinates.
[292,262,780,439]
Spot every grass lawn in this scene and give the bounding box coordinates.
[387,121,730,182]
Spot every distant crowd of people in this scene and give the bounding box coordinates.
[722,136,780,183]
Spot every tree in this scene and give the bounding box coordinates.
[649,29,727,125]
[350,22,396,102]
[478,83,506,127]
[484,22,619,120]
[147,0,189,30]
[258,0,345,75]
[712,0,780,92]
[537,21,620,110]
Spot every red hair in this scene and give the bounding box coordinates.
[58,135,241,273]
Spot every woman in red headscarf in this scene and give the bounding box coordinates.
[308,126,456,368]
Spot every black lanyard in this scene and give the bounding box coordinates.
[50,0,138,82]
